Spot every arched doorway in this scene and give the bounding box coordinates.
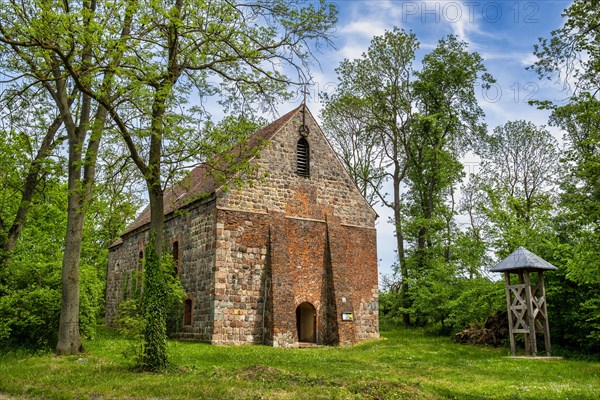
[296,302,316,343]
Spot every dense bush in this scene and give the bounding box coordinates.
[113,248,184,369]
[545,267,600,354]
[0,182,107,349]
[379,276,505,337]
[0,260,103,349]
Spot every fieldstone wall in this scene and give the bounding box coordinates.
[106,231,148,326]
[106,199,217,341]
[170,200,217,341]
[212,208,270,344]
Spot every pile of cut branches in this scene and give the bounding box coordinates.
[455,311,508,346]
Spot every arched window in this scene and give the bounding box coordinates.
[172,241,179,276]
[296,137,310,177]
[138,250,144,271]
[183,298,193,326]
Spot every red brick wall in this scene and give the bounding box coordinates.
[327,216,379,343]
[213,208,378,347]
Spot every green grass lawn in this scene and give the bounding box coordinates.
[1,328,598,399]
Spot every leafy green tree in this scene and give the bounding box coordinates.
[0,89,65,281]
[3,0,336,363]
[549,97,600,285]
[544,98,600,352]
[200,115,268,159]
[322,28,419,326]
[2,0,336,368]
[321,94,385,206]
[0,178,106,348]
[0,113,139,348]
[408,36,493,261]
[531,0,600,353]
[456,180,490,278]
[531,0,600,95]
[0,0,136,354]
[322,30,492,326]
[194,114,269,190]
[472,120,559,258]
[404,35,492,282]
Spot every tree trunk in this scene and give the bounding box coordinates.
[148,183,165,252]
[145,83,172,253]
[56,139,85,355]
[140,88,169,370]
[393,166,410,327]
[56,212,84,354]
[55,102,106,356]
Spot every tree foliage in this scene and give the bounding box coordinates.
[322,29,493,327]
[471,121,559,258]
[530,0,600,352]
[1,0,337,365]
[0,179,109,349]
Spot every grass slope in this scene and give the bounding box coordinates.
[1,328,598,399]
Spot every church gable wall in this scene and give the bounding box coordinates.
[216,110,376,228]
[211,108,379,347]
[212,208,379,347]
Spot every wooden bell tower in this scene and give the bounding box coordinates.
[490,247,557,356]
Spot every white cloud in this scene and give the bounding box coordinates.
[338,20,387,38]
[519,52,539,67]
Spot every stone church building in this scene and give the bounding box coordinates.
[106,105,379,347]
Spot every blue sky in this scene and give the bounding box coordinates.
[288,1,572,279]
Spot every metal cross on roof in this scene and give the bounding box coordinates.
[302,83,309,105]
[299,83,310,136]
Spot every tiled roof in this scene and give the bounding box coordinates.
[490,246,558,272]
[120,105,303,236]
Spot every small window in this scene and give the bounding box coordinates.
[138,250,144,271]
[172,241,179,276]
[296,137,309,176]
[183,298,193,326]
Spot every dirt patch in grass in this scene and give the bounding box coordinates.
[0,394,33,400]
[237,365,287,382]
[348,380,426,400]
